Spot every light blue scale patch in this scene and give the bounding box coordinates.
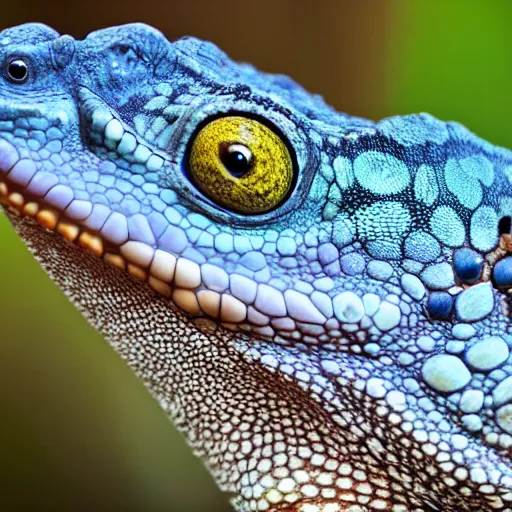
[83,170,99,183]
[404,231,440,263]
[121,198,140,216]
[144,95,169,111]
[264,230,278,243]
[234,235,252,254]
[430,206,465,247]
[421,262,455,290]
[353,151,410,195]
[366,240,402,260]
[499,196,512,220]
[340,253,365,276]
[155,83,173,97]
[356,201,411,242]
[160,189,178,205]
[414,165,439,206]
[332,214,355,249]
[452,323,476,340]
[186,227,202,244]
[262,242,276,255]
[505,166,512,185]
[197,231,214,247]
[276,236,297,256]
[164,206,182,224]
[378,114,450,147]
[189,213,211,229]
[455,284,494,322]
[182,247,206,264]
[401,274,425,300]
[322,202,338,221]
[444,155,494,210]
[310,174,330,206]
[117,179,133,194]
[319,162,334,183]
[106,189,123,203]
[214,233,234,253]
[470,206,498,252]
[327,183,342,204]
[333,156,354,189]
[27,138,40,151]
[99,175,115,187]
[402,259,424,275]
[239,251,266,272]
[366,260,393,281]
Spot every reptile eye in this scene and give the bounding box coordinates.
[188,116,294,214]
[6,59,29,84]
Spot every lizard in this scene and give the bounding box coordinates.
[0,22,512,512]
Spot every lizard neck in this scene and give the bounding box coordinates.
[7,214,334,496]
[10,214,504,512]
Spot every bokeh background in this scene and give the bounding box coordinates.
[0,1,510,510]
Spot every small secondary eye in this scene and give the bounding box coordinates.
[6,59,29,84]
[188,116,294,215]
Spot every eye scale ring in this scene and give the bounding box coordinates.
[6,58,29,84]
[188,116,294,215]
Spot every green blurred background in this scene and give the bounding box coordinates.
[0,1,510,510]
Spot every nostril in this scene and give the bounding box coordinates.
[498,216,511,236]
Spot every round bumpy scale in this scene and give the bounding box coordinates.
[188,116,294,214]
[427,291,453,320]
[465,336,509,371]
[455,283,494,322]
[494,256,512,289]
[496,404,512,434]
[421,354,471,392]
[453,247,484,284]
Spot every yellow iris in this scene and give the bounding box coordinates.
[188,116,294,214]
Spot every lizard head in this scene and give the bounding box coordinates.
[2,22,512,509]
[0,22,371,335]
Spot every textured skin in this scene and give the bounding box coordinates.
[1,23,512,512]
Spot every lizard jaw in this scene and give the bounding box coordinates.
[0,177,162,288]
[0,165,403,348]
[0,175,254,328]
[0,135,405,347]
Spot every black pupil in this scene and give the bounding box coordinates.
[8,60,28,82]
[220,145,252,177]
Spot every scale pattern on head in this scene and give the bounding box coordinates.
[1,22,512,511]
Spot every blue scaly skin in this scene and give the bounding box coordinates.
[1,22,512,512]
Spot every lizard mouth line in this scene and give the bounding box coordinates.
[0,170,404,345]
[0,174,252,328]
[0,177,168,289]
